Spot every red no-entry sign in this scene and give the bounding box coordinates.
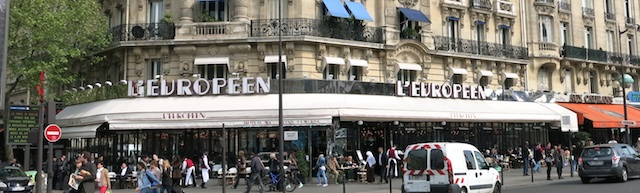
[44,124,62,143]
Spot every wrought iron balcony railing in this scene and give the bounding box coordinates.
[561,45,640,65]
[626,17,636,24]
[534,0,554,4]
[250,18,384,43]
[471,0,492,10]
[434,35,528,60]
[558,1,571,11]
[110,23,176,43]
[582,7,595,17]
[605,12,616,21]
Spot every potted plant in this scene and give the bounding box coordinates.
[200,12,216,22]
[158,14,175,39]
[295,151,310,183]
[402,28,419,39]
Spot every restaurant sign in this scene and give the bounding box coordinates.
[567,94,613,104]
[395,81,487,100]
[128,77,270,97]
[628,92,640,102]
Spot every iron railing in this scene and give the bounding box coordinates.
[626,17,636,25]
[250,18,384,43]
[534,0,554,4]
[471,0,492,10]
[433,35,529,60]
[582,7,595,17]
[110,23,176,43]
[605,12,616,21]
[561,45,640,65]
[558,1,571,11]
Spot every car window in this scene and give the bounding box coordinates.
[406,149,427,170]
[581,147,613,158]
[620,146,632,156]
[430,149,445,170]
[473,151,488,169]
[0,168,27,178]
[463,150,477,170]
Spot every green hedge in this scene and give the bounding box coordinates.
[61,84,128,105]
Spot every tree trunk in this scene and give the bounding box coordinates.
[3,74,23,162]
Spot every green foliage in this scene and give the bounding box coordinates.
[573,131,592,144]
[200,13,216,22]
[295,151,310,178]
[161,14,173,23]
[7,0,110,98]
[320,16,367,41]
[60,84,128,105]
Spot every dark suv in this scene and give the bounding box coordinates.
[578,143,640,183]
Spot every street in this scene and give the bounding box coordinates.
[504,178,640,193]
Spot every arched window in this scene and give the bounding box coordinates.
[537,67,551,91]
[563,69,573,92]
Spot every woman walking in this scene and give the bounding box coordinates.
[96,162,111,193]
[160,161,173,193]
[316,154,328,187]
[233,150,248,189]
[365,151,376,183]
[289,153,304,189]
[135,162,162,193]
[171,156,183,188]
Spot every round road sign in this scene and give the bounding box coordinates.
[44,124,62,143]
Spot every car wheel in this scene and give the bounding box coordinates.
[580,177,591,184]
[492,182,501,193]
[619,168,628,182]
[461,187,468,193]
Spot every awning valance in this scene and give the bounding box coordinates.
[398,8,431,23]
[60,124,102,139]
[503,72,519,79]
[450,68,468,75]
[322,0,351,19]
[323,57,346,65]
[557,103,640,128]
[479,70,494,77]
[346,59,368,68]
[194,57,229,65]
[396,63,423,71]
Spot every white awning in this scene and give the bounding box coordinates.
[396,63,423,71]
[60,124,102,139]
[347,59,369,67]
[194,57,230,65]
[538,103,579,132]
[450,68,468,75]
[480,70,494,77]
[504,72,519,79]
[323,57,346,65]
[264,55,287,64]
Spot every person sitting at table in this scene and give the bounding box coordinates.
[117,162,132,189]
[343,156,357,181]
[328,157,339,177]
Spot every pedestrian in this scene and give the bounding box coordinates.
[57,154,69,190]
[522,141,530,176]
[555,145,564,179]
[315,154,328,187]
[365,151,376,183]
[75,151,97,193]
[96,161,111,193]
[387,144,401,178]
[288,152,304,189]
[244,152,264,193]
[233,150,248,189]
[117,162,132,189]
[171,156,183,189]
[181,157,195,188]
[544,143,553,180]
[149,161,162,193]
[572,141,584,175]
[135,162,162,193]
[200,152,210,188]
[160,161,173,193]
[377,147,388,184]
[533,143,543,173]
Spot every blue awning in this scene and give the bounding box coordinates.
[322,0,351,19]
[398,8,431,23]
[447,16,460,21]
[345,1,373,21]
[499,25,511,29]
[476,20,487,25]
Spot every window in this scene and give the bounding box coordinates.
[447,19,459,40]
[581,147,612,158]
[625,0,632,18]
[430,149,445,170]
[504,78,515,89]
[148,0,164,23]
[500,28,510,45]
[589,71,598,93]
[463,150,477,170]
[201,0,228,22]
[620,146,632,156]
[476,23,485,42]
[539,16,553,42]
[607,30,615,52]
[560,22,569,46]
[400,12,420,38]
[149,59,162,79]
[479,76,489,87]
[473,151,489,169]
[605,0,613,13]
[452,74,464,84]
[197,64,228,79]
[582,0,592,8]
[268,62,287,79]
[537,67,550,91]
[397,70,416,82]
[323,64,340,80]
[270,0,287,19]
[349,66,362,81]
[585,27,593,49]
[564,69,573,92]
[406,149,427,170]
[628,35,635,55]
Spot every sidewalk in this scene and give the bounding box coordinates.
[50,167,576,193]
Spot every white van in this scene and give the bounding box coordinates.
[402,142,501,193]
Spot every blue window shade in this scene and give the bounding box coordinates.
[398,7,431,23]
[499,25,511,29]
[476,20,486,25]
[322,0,351,19]
[447,16,460,21]
[345,1,373,21]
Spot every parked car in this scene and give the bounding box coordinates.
[578,143,640,183]
[23,171,46,191]
[402,142,500,193]
[0,166,36,193]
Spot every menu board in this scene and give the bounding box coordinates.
[6,105,40,144]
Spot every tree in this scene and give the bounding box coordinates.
[2,0,109,161]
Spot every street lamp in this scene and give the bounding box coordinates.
[618,23,640,145]
[277,1,285,192]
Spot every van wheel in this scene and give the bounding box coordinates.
[619,168,628,182]
[460,187,468,193]
[492,182,501,193]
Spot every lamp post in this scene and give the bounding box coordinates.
[277,0,286,193]
[618,24,640,145]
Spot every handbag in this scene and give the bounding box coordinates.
[544,156,553,163]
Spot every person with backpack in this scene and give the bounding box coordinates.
[135,162,162,193]
[244,152,264,193]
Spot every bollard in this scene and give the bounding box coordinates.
[342,172,346,193]
[389,172,392,193]
[570,156,574,177]
[530,162,534,183]
[500,168,504,186]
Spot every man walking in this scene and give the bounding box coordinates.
[181,157,196,188]
[377,147,388,184]
[554,145,564,179]
[76,151,97,193]
[200,152,210,188]
[245,152,264,193]
[522,141,530,176]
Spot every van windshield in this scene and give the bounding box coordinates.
[406,149,427,170]
[581,147,613,158]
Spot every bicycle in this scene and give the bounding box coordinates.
[262,170,297,192]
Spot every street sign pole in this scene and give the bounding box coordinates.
[46,101,56,193]
[35,103,44,193]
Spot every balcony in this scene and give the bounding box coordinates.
[495,0,516,17]
[605,12,616,21]
[110,23,176,43]
[179,21,250,39]
[626,17,636,25]
[433,35,528,60]
[534,0,554,6]
[471,0,492,11]
[558,1,571,12]
[250,18,384,44]
[538,42,557,51]
[582,7,595,17]
[561,45,640,66]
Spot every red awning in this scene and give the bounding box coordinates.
[557,103,640,128]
